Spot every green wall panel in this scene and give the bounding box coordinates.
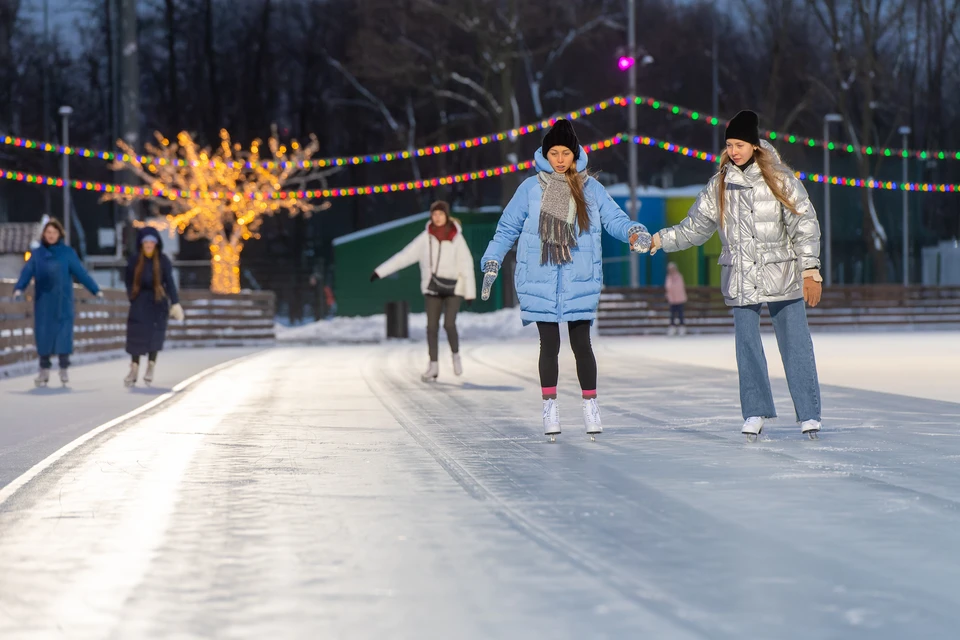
[665,195,722,287]
[334,211,504,317]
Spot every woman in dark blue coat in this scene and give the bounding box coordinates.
[13,219,101,387]
[123,227,183,386]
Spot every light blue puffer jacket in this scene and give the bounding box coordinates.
[481,146,641,325]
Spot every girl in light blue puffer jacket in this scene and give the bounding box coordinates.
[480,119,651,441]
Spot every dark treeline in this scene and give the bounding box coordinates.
[2,0,959,288]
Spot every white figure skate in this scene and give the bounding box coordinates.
[801,419,821,440]
[742,416,764,443]
[583,398,602,441]
[543,398,561,442]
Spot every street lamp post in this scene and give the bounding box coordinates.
[42,0,52,217]
[898,125,912,286]
[59,106,73,247]
[822,113,843,286]
[627,0,639,288]
[711,11,719,157]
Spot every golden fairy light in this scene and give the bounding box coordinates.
[105,128,332,294]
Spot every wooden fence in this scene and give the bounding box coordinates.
[0,281,275,367]
[598,285,960,335]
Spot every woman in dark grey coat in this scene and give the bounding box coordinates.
[124,228,183,386]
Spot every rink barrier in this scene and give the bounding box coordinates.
[0,281,275,365]
[598,285,960,335]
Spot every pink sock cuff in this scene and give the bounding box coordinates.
[582,389,598,399]
[541,386,558,396]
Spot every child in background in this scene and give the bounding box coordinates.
[665,262,688,336]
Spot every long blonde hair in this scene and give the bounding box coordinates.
[717,146,801,226]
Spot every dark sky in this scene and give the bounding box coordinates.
[21,0,86,52]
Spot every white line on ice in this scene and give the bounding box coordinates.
[0,351,259,509]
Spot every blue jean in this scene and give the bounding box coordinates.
[733,299,821,422]
[670,304,685,325]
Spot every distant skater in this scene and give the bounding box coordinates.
[123,228,183,387]
[371,201,476,381]
[13,219,101,387]
[480,119,651,442]
[649,110,824,441]
[665,262,688,336]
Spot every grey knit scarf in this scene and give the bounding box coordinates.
[537,170,586,265]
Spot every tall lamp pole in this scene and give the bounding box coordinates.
[59,106,73,247]
[627,0,639,288]
[711,13,719,156]
[822,113,843,286]
[898,126,912,286]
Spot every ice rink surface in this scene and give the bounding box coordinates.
[0,332,958,639]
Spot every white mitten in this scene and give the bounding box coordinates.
[480,261,500,301]
[169,302,185,322]
[628,225,652,254]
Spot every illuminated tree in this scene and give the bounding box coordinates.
[105,128,332,294]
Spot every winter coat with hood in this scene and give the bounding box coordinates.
[481,146,641,325]
[15,238,100,356]
[125,228,179,355]
[375,220,477,301]
[658,140,821,307]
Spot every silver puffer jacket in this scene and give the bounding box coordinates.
[659,141,821,307]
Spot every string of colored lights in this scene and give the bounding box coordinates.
[0,98,623,170]
[630,96,953,161]
[3,134,959,200]
[3,93,956,165]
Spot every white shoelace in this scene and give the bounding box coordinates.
[583,399,601,424]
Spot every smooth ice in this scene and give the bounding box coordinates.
[0,333,958,639]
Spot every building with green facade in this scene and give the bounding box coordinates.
[333,208,507,317]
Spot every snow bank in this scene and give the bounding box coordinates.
[276,307,537,344]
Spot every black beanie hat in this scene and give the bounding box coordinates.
[541,119,581,160]
[725,110,761,146]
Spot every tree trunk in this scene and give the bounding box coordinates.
[0,0,21,131]
[210,230,243,294]
[498,58,520,207]
[204,0,222,139]
[164,0,179,123]
[250,0,273,133]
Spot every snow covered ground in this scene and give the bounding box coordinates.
[276,306,537,343]
[0,333,959,639]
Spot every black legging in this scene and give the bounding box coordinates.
[132,351,158,364]
[536,321,597,392]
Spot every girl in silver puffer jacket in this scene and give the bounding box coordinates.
[649,110,824,441]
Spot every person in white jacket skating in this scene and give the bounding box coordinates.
[371,201,477,381]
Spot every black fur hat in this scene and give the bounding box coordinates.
[541,119,581,160]
[725,110,761,146]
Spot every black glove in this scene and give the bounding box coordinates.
[370,272,380,282]
[465,299,473,309]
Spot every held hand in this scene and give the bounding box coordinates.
[12,289,23,300]
[803,277,822,307]
[649,233,662,256]
[465,299,474,309]
[480,260,500,302]
[96,291,104,299]
[629,228,653,254]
